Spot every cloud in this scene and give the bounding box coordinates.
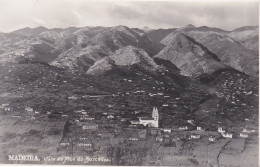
[0,0,258,32]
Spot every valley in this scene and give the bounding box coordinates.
[0,24,258,166]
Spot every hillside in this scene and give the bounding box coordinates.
[155,33,226,77]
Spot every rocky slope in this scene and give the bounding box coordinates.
[155,33,226,77]
[160,25,259,77]
[228,26,259,52]
[87,46,159,75]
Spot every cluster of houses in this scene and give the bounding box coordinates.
[217,126,255,139]
[0,103,12,112]
[218,127,233,138]
[220,74,256,106]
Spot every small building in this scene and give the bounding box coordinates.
[187,120,195,125]
[25,107,33,112]
[0,103,9,108]
[218,127,225,133]
[240,132,249,138]
[60,142,70,146]
[83,123,98,130]
[12,115,22,118]
[197,127,205,131]
[242,128,255,133]
[156,136,163,142]
[68,96,78,100]
[107,115,114,119]
[129,137,139,141]
[209,136,216,142]
[121,118,126,121]
[4,107,11,111]
[78,143,92,147]
[162,128,171,133]
[222,132,232,138]
[162,104,169,107]
[190,134,200,139]
[79,137,88,141]
[134,111,141,114]
[82,111,87,115]
[84,117,95,120]
[179,126,188,131]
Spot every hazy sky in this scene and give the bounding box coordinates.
[0,0,258,32]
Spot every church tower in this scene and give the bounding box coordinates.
[152,107,159,128]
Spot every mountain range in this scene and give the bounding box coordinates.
[0,24,258,78]
[0,24,258,166]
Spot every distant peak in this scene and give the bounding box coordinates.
[35,26,47,29]
[111,25,133,33]
[186,24,195,28]
[113,25,129,30]
[142,26,153,32]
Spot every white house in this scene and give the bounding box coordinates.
[191,134,200,139]
[4,107,11,111]
[197,127,205,131]
[78,143,92,147]
[240,132,248,138]
[129,137,139,141]
[222,132,232,138]
[209,136,216,142]
[162,128,171,133]
[60,142,70,146]
[179,126,188,130]
[0,103,9,108]
[25,107,33,112]
[242,128,255,133]
[83,124,98,130]
[156,136,163,142]
[218,127,225,133]
[187,120,195,125]
[68,96,78,100]
[107,115,114,119]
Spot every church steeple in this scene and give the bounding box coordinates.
[152,107,159,128]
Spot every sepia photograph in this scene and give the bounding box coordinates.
[0,0,258,166]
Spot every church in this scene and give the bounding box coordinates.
[131,107,159,128]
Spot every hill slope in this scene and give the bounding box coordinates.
[155,33,226,77]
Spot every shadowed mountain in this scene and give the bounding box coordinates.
[155,33,226,77]
[87,46,160,75]
[160,25,259,77]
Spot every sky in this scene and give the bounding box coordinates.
[0,0,258,32]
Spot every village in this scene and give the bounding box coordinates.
[0,96,258,166]
[0,63,258,166]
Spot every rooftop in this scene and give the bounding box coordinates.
[140,117,154,120]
